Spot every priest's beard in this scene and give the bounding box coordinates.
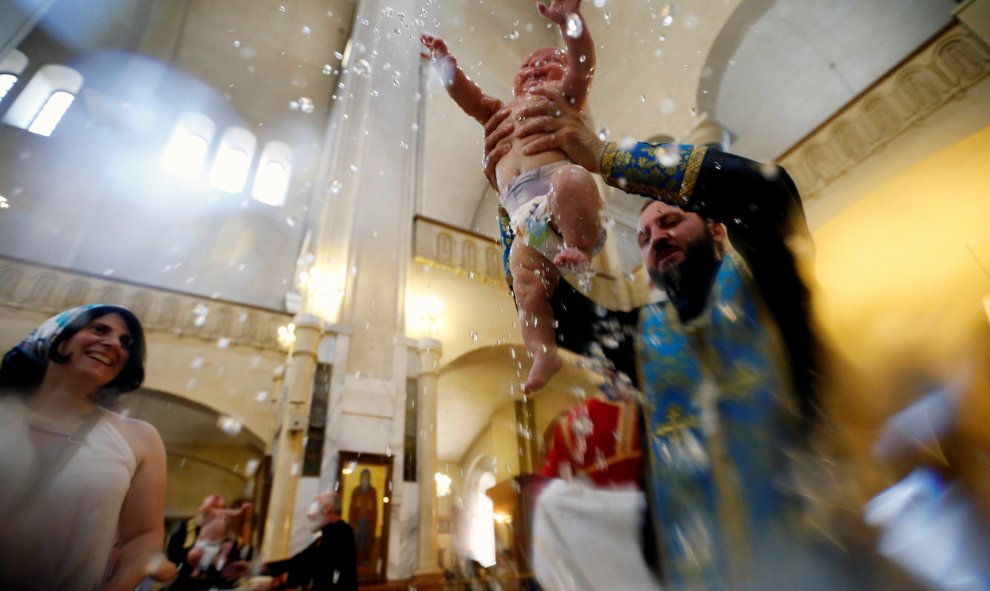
[650,228,721,322]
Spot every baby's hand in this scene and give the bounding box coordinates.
[537,0,581,26]
[420,34,453,63]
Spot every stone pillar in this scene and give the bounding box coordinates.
[513,397,539,474]
[682,112,731,151]
[955,0,990,46]
[415,338,441,576]
[261,314,322,560]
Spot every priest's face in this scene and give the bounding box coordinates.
[637,201,716,283]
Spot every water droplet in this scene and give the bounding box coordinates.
[684,14,699,29]
[565,14,583,38]
[298,97,314,113]
[660,3,676,26]
[508,30,520,40]
[347,164,358,175]
[278,5,286,13]
[190,356,204,369]
[256,390,269,402]
[300,25,312,36]
[322,64,333,75]
[353,59,372,77]
[217,337,231,349]
[330,179,342,194]
[233,40,241,48]
[469,330,479,342]
[603,11,612,24]
[659,96,675,114]
[334,51,344,61]
[655,144,679,167]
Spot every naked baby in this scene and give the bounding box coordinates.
[421,0,604,392]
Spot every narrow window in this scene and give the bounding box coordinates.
[0,74,18,104]
[209,127,256,194]
[27,90,74,136]
[161,112,215,180]
[251,141,292,206]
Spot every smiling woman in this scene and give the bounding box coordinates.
[0,304,173,591]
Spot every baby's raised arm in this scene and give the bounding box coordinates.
[421,34,504,125]
[538,0,595,109]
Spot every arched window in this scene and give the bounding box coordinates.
[161,111,215,180]
[468,471,497,567]
[0,74,18,104]
[209,126,256,194]
[0,50,28,106]
[2,64,82,136]
[251,140,292,206]
[27,90,74,136]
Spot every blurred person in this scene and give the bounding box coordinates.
[533,368,660,590]
[0,304,170,590]
[263,492,357,591]
[483,90,877,589]
[864,373,990,589]
[422,0,605,392]
[165,493,252,589]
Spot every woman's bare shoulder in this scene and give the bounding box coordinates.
[105,411,165,456]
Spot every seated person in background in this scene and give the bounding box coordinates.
[421,0,605,393]
[263,492,357,591]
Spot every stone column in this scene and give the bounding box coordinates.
[260,313,322,560]
[514,396,539,474]
[415,338,441,576]
[682,112,731,150]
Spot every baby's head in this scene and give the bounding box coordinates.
[513,47,567,97]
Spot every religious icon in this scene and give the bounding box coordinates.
[337,451,392,583]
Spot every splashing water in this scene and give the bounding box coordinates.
[656,143,679,167]
[565,14,583,38]
[352,59,372,77]
[660,3,677,26]
[576,268,594,291]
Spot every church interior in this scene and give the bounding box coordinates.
[1,0,989,588]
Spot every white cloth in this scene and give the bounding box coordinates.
[532,479,662,591]
[0,397,137,590]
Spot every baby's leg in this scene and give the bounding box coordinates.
[510,241,563,392]
[547,164,603,270]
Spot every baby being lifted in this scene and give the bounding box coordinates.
[421,0,604,392]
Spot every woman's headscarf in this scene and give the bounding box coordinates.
[0,304,147,404]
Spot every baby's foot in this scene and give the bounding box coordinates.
[524,351,563,393]
[554,246,590,271]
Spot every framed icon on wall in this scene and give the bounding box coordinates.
[337,451,393,583]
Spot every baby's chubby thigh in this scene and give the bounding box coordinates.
[547,163,601,216]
